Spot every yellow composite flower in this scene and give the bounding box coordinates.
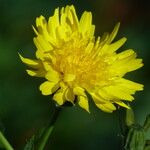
[20,5,143,113]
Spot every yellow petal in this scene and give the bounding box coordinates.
[26,70,37,76]
[56,26,67,41]
[101,32,109,44]
[65,6,74,25]
[19,54,39,68]
[127,59,143,72]
[103,86,134,101]
[39,81,59,95]
[60,7,67,26]
[63,74,75,82]
[98,89,113,100]
[32,25,38,35]
[45,67,60,82]
[78,95,90,112]
[108,37,127,53]
[107,22,120,44]
[36,15,46,31]
[65,88,75,102]
[85,42,94,53]
[26,69,45,77]
[69,5,79,28]
[79,11,94,37]
[73,86,86,96]
[119,78,144,91]
[48,8,59,39]
[53,89,65,105]
[94,36,100,49]
[97,44,109,56]
[90,92,106,104]
[117,49,135,60]
[110,51,143,75]
[96,103,116,113]
[36,50,44,59]
[33,37,42,51]
[115,101,130,109]
[33,35,53,52]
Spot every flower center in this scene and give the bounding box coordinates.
[52,39,110,90]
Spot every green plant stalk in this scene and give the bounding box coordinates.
[37,106,61,150]
[0,131,14,150]
[117,109,127,149]
[38,126,54,150]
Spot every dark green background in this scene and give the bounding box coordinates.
[0,0,149,149]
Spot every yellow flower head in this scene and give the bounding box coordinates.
[20,5,143,113]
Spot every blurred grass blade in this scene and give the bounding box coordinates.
[0,131,14,150]
[0,120,5,148]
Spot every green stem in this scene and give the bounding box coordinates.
[117,109,127,150]
[0,131,14,150]
[38,126,54,150]
[37,106,61,150]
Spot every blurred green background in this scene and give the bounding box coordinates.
[0,0,149,149]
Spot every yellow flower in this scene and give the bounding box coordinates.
[20,5,143,113]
